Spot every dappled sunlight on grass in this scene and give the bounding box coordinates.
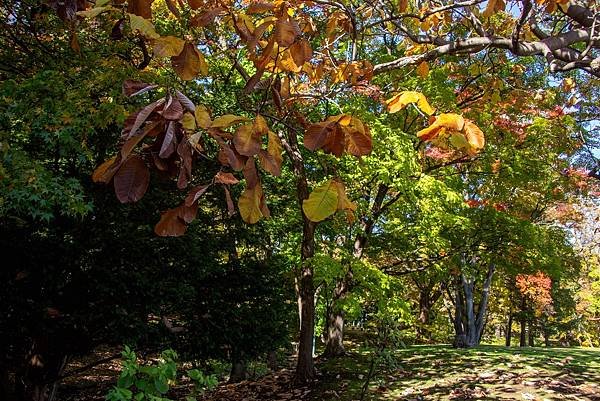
[313,338,600,401]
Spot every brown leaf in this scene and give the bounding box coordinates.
[185,184,210,206]
[190,7,226,27]
[164,0,180,17]
[243,158,259,189]
[128,0,153,18]
[304,122,334,151]
[214,171,239,185]
[162,96,184,120]
[127,98,165,140]
[159,122,178,158]
[171,42,208,80]
[344,118,372,157]
[223,186,236,216]
[253,115,269,136]
[92,156,121,184]
[155,207,187,236]
[179,203,198,223]
[153,36,185,58]
[175,90,196,113]
[113,155,150,203]
[247,2,274,14]
[177,140,193,189]
[187,0,203,10]
[258,131,283,176]
[233,124,261,156]
[289,39,312,67]
[275,18,300,47]
[322,124,345,157]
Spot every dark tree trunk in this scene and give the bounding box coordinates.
[0,364,11,401]
[295,218,316,383]
[519,296,527,347]
[267,351,278,371]
[15,337,69,401]
[229,360,247,383]
[528,321,535,347]
[324,311,345,356]
[280,129,317,383]
[505,311,513,347]
[416,284,442,343]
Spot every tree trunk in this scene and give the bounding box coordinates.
[505,311,513,347]
[416,284,442,343]
[323,184,390,357]
[16,337,69,401]
[280,129,317,383]
[528,321,535,347]
[520,296,527,347]
[229,360,247,383]
[295,217,316,383]
[324,311,345,356]
[453,263,495,348]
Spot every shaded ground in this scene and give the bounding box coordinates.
[59,336,600,401]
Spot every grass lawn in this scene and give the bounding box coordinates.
[315,336,600,401]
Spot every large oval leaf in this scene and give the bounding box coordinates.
[113,155,150,203]
[238,183,265,224]
[302,179,339,222]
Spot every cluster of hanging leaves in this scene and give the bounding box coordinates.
[92,80,285,235]
[387,91,485,155]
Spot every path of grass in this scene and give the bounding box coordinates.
[315,338,600,401]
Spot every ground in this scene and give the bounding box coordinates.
[59,335,600,401]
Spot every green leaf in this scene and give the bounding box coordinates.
[302,179,339,222]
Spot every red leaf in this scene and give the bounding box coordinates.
[113,155,150,203]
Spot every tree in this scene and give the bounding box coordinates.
[28,0,599,383]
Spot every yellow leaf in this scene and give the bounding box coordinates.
[129,14,159,39]
[153,36,185,58]
[417,113,464,141]
[387,91,435,115]
[181,112,196,130]
[464,121,485,151]
[238,182,265,224]
[211,114,250,128]
[416,61,429,78]
[253,115,269,136]
[302,179,339,222]
[332,181,357,212]
[195,105,212,129]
